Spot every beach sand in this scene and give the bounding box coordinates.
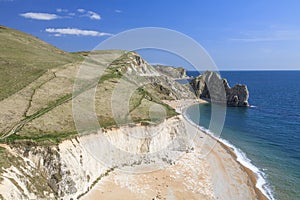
[83,99,266,200]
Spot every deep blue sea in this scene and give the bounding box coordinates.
[185,71,300,200]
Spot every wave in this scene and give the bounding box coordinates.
[218,138,275,200]
[183,110,275,200]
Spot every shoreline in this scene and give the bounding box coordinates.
[175,99,272,200]
[84,98,271,200]
[218,141,268,200]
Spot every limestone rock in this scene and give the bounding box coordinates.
[190,71,249,107]
[153,65,188,79]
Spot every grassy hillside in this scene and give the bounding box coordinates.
[0,26,180,146]
[0,50,178,145]
[0,25,82,100]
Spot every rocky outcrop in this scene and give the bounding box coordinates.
[109,52,196,100]
[153,65,188,79]
[190,71,249,107]
[110,51,160,76]
[223,79,249,107]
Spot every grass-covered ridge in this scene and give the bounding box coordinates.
[0,25,82,100]
[0,48,178,145]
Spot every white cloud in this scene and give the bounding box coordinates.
[77,8,86,13]
[20,12,60,20]
[56,8,68,13]
[76,9,101,20]
[57,9,75,17]
[20,9,101,21]
[87,11,101,20]
[45,28,112,37]
[115,9,122,13]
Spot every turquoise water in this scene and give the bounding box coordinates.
[185,71,300,200]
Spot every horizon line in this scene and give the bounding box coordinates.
[185,69,300,71]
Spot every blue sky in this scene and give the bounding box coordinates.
[1,0,300,70]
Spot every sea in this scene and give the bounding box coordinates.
[184,71,300,200]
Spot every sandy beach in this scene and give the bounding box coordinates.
[83,99,267,200]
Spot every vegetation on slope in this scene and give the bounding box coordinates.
[0,50,178,146]
[0,25,82,100]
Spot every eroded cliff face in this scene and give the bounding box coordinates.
[0,116,194,199]
[0,140,109,199]
[190,71,249,107]
[153,65,188,79]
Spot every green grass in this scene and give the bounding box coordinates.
[0,26,82,100]
[98,71,122,84]
[128,87,146,112]
[31,94,72,118]
[2,131,77,145]
[98,116,117,128]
